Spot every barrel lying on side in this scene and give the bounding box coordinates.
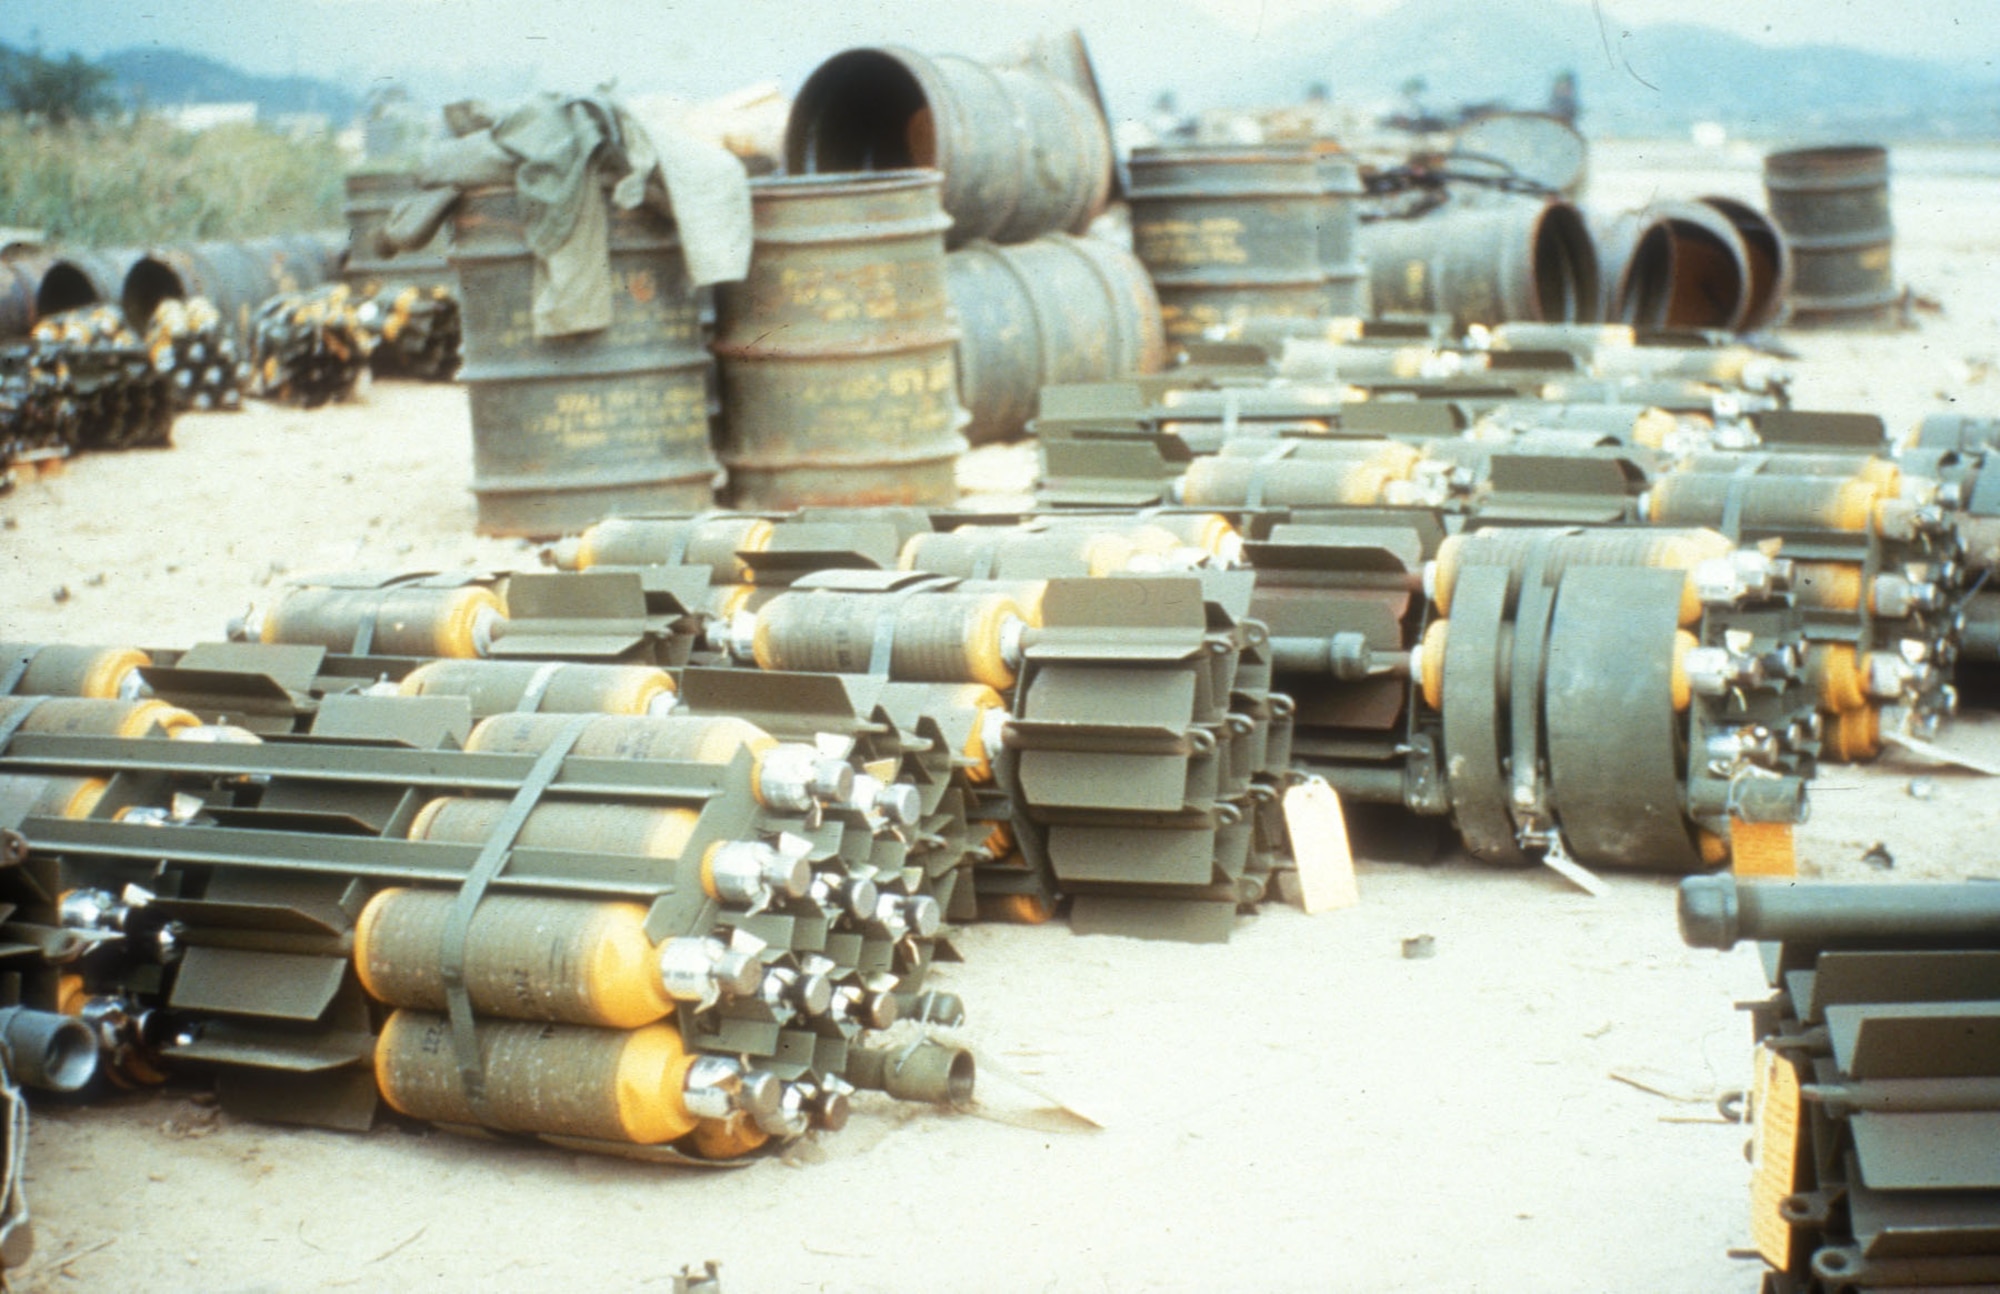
[1591,200,1750,331]
[946,234,1165,446]
[784,45,1113,248]
[1359,195,1599,329]
[1698,195,1791,332]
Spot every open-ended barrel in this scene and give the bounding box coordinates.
[946,234,1165,446]
[784,46,1113,249]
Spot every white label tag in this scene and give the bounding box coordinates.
[1281,778,1360,914]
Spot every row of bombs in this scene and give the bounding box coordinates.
[247,280,462,408]
[1033,318,1805,510]
[1,305,190,467]
[1029,324,1986,757]
[296,510,1822,883]
[1679,876,2000,1292]
[0,280,464,473]
[0,654,978,1162]
[223,529,1291,944]
[33,503,1817,893]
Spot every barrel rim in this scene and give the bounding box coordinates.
[1129,143,1319,165]
[749,168,944,198]
[1765,143,1888,172]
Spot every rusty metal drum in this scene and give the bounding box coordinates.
[713,169,965,509]
[945,233,1165,446]
[450,185,719,538]
[1359,194,1599,329]
[1127,145,1328,345]
[785,46,1112,249]
[1317,153,1369,318]
[1763,144,1897,328]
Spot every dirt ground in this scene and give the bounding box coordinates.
[2,140,1999,1293]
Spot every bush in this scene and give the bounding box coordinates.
[0,114,346,246]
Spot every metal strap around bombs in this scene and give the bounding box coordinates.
[512,660,568,714]
[1719,454,1772,543]
[439,711,596,1108]
[348,590,384,656]
[867,579,957,679]
[1243,440,1299,510]
[0,648,37,698]
[0,697,50,754]
[1506,530,1571,840]
[1440,565,1524,864]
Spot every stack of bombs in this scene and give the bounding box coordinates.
[1680,876,2000,1292]
[21,305,177,451]
[1897,412,2000,691]
[143,296,250,413]
[0,346,75,476]
[0,635,975,1162]
[351,281,462,383]
[248,284,373,408]
[542,510,1295,940]
[3,293,248,476]
[1031,320,1977,760]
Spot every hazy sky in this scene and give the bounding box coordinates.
[1189,0,1999,63]
[7,0,1998,70]
[1,0,1993,114]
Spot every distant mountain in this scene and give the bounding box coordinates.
[98,45,358,120]
[1210,0,2000,133]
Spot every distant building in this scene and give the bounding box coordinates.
[158,102,257,132]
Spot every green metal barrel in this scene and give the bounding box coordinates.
[945,234,1165,446]
[1317,154,1369,317]
[112,248,208,328]
[1128,145,1327,345]
[1699,195,1792,332]
[784,45,1113,248]
[181,239,284,339]
[450,185,719,538]
[1592,201,1749,330]
[1763,144,1898,328]
[0,256,42,338]
[1590,206,1675,326]
[1651,200,1750,331]
[29,249,122,319]
[177,236,343,340]
[1359,194,1599,329]
[714,170,964,509]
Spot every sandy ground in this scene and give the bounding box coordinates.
[2,140,1999,1293]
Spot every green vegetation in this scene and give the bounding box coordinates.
[1,49,116,124]
[0,114,346,245]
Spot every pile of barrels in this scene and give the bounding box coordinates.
[450,42,1163,538]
